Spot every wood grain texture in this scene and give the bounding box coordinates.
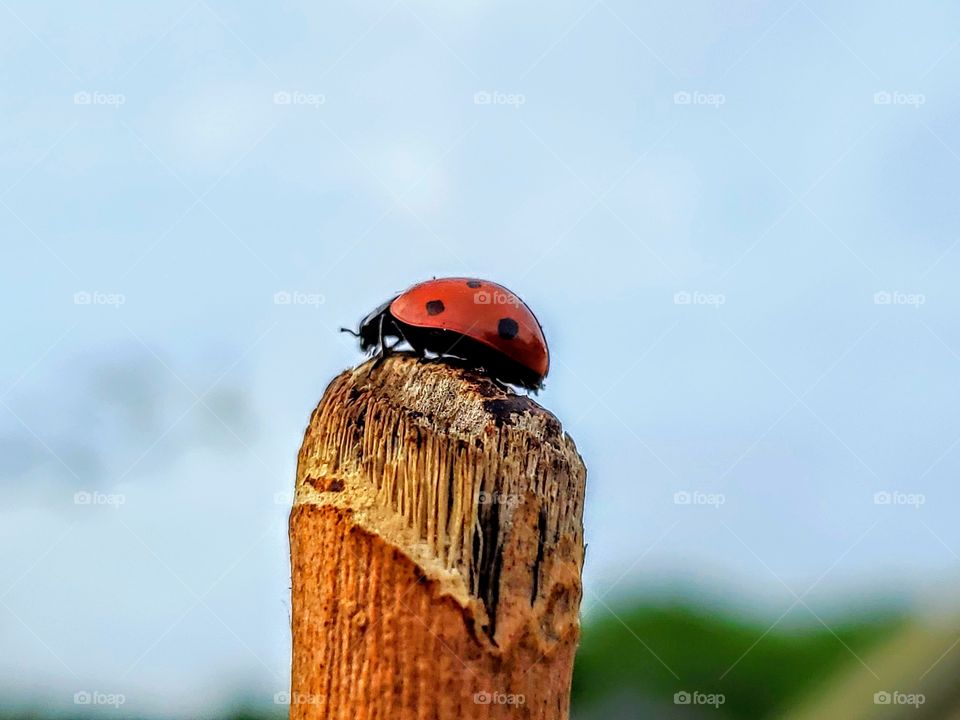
[290,354,586,720]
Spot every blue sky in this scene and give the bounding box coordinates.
[3,0,960,714]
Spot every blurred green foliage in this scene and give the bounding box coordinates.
[572,600,904,718]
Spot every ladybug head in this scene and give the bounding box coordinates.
[353,298,395,353]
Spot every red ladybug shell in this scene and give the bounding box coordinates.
[389,278,549,379]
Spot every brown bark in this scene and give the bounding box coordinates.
[289,354,586,720]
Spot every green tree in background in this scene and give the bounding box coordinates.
[572,601,903,718]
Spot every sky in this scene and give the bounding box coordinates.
[2,0,960,715]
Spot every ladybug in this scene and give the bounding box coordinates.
[343,277,549,391]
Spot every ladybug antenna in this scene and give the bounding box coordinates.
[340,327,360,338]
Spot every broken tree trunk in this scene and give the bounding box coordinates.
[289,354,586,720]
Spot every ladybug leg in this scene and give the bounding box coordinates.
[393,323,427,358]
[409,339,428,360]
[379,313,389,355]
[490,376,511,393]
[370,314,390,370]
[386,323,407,352]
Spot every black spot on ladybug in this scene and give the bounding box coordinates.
[426,299,445,315]
[466,280,481,288]
[497,317,519,340]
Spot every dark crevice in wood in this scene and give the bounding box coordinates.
[531,506,548,605]
[472,497,504,643]
[446,461,456,534]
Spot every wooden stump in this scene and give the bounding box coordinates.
[289,354,586,719]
